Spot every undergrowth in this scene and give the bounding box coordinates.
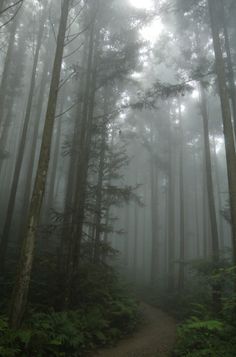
[173,301,236,357]
[0,261,140,357]
[140,259,236,357]
[171,261,236,357]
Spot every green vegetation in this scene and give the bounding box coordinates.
[0,263,139,356]
[172,263,236,356]
[173,310,236,357]
[145,260,236,357]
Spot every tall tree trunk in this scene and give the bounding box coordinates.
[59,51,88,272]
[212,133,224,249]
[150,152,159,285]
[44,95,64,218]
[167,115,175,291]
[193,151,200,258]
[178,102,185,291]
[199,83,220,261]
[0,104,14,169]
[202,172,208,259]
[0,23,28,176]
[142,185,146,282]
[93,93,108,263]
[64,6,99,305]
[200,82,221,311]
[0,5,47,273]
[208,0,236,265]
[164,183,169,283]
[219,0,236,135]
[102,127,115,264]
[0,1,5,14]
[9,0,70,329]
[124,203,130,266]
[133,190,138,281]
[67,67,97,283]
[18,51,51,244]
[0,14,19,134]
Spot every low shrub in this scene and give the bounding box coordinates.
[173,316,236,357]
[173,264,236,357]
[0,264,140,356]
[0,300,139,356]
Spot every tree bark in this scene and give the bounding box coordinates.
[18,50,51,244]
[44,95,64,218]
[202,170,209,259]
[178,102,185,291]
[0,15,19,136]
[133,188,138,281]
[208,0,236,264]
[59,32,89,272]
[9,0,70,329]
[212,133,224,249]
[150,147,159,285]
[193,151,200,258]
[219,0,236,135]
[64,4,99,305]
[0,4,47,273]
[0,1,4,14]
[167,114,176,291]
[93,92,108,263]
[200,81,221,311]
[199,82,220,261]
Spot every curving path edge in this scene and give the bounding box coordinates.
[92,302,176,357]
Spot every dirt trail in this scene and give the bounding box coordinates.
[92,303,176,357]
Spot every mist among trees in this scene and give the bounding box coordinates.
[0,0,236,356]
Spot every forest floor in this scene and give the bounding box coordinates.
[91,303,176,357]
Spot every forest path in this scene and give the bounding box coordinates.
[92,303,176,357]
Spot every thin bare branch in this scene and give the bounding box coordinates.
[66,0,85,31]
[55,101,78,118]
[63,41,84,59]
[59,70,76,90]
[0,0,23,29]
[0,0,23,16]
[65,22,90,46]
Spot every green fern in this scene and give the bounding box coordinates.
[186,319,224,331]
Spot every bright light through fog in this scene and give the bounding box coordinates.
[129,0,164,45]
[140,19,164,44]
[129,0,153,9]
[192,89,200,100]
[175,105,186,114]
[215,136,224,154]
[119,113,127,121]
[130,71,142,79]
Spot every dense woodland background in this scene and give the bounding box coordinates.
[0,0,236,356]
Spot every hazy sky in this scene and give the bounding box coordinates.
[129,0,153,9]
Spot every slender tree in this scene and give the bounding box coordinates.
[0,14,19,134]
[208,0,236,265]
[93,92,108,263]
[219,0,236,135]
[64,3,99,304]
[167,113,176,291]
[199,82,220,261]
[178,101,185,290]
[9,0,71,328]
[0,3,48,273]
[150,136,159,285]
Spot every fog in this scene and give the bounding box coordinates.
[0,0,236,354]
